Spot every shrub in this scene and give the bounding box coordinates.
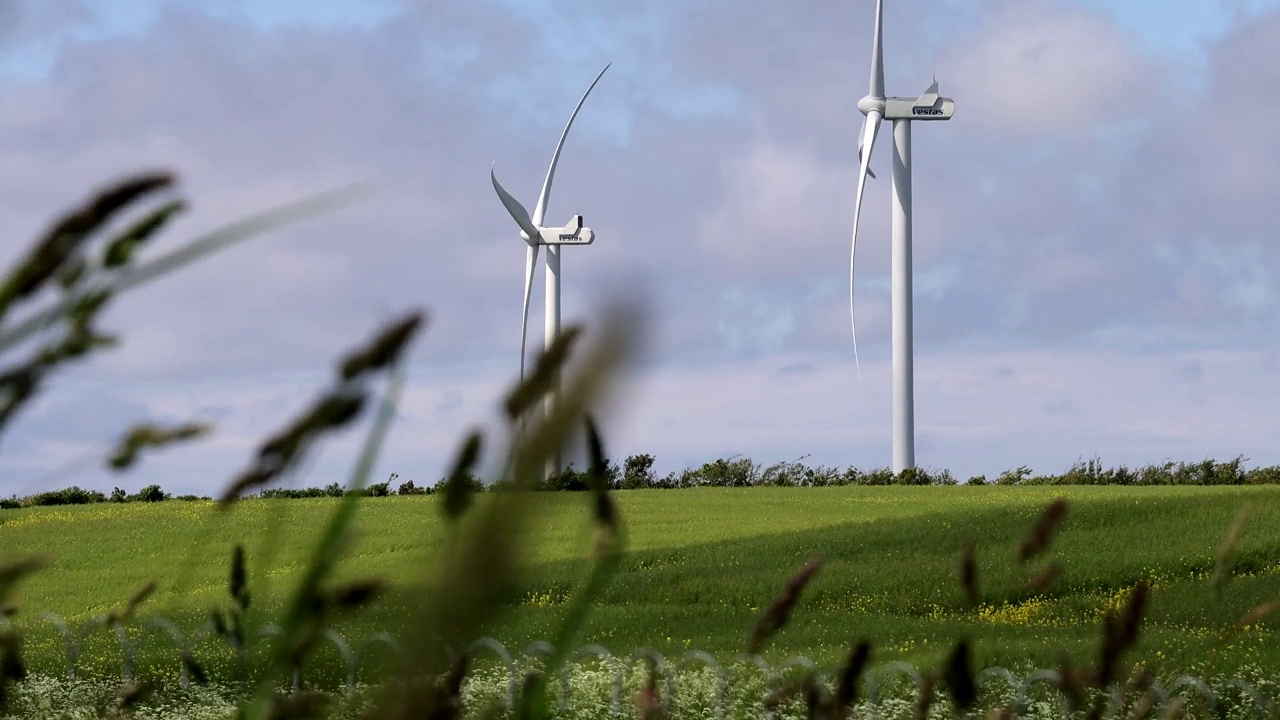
[760,456,824,487]
[546,458,622,491]
[133,484,167,502]
[894,468,922,486]
[397,479,426,495]
[588,458,622,490]
[1137,460,1175,485]
[542,464,587,492]
[996,466,1033,485]
[1111,465,1136,484]
[1245,465,1280,484]
[27,486,105,506]
[711,456,757,487]
[622,454,656,489]
[927,468,957,485]
[433,474,484,495]
[855,467,895,486]
[1061,456,1107,485]
[110,487,127,503]
[259,487,325,499]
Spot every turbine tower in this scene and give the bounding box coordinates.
[491,64,610,480]
[848,0,954,473]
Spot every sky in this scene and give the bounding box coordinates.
[1,0,1279,496]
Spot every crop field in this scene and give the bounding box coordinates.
[2,485,1278,690]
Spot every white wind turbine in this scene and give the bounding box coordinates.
[491,63,610,479]
[848,0,955,473]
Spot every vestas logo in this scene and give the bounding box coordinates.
[912,107,945,116]
[559,234,582,242]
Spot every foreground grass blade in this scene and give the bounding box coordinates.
[0,183,369,355]
[0,172,175,316]
[238,355,407,720]
[750,557,822,655]
[1211,505,1250,599]
[1019,499,1068,564]
[516,422,627,720]
[376,299,645,720]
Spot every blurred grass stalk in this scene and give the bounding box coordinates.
[0,171,370,711]
[379,299,647,720]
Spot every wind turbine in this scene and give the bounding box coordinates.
[848,0,955,474]
[491,63,610,479]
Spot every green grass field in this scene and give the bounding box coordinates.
[2,486,1278,689]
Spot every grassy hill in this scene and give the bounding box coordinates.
[2,486,1277,687]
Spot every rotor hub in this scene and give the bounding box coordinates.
[856,95,885,116]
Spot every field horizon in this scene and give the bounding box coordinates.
[2,485,1277,689]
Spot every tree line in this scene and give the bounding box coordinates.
[3,454,1278,509]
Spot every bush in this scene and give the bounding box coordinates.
[925,468,958,485]
[27,486,105,507]
[760,459,799,487]
[1246,465,1280,484]
[110,487,127,503]
[711,457,757,487]
[543,464,587,492]
[590,458,622,490]
[433,474,485,495]
[996,466,1033,485]
[133,484,167,503]
[854,467,895,486]
[259,487,327,499]
[397,479,427,495]
[621,454,656,489]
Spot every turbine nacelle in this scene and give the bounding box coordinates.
[884,96,955,120]
[885,80,955,120]
[538,215,595,245]
[859,80,955,121]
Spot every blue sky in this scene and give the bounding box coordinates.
[1,0,1279,496]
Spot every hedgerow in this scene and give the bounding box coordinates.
[5,455,1279,510]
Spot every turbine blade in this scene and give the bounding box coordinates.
[856,118,878,179]
[491,163,542,244]
[532,62,611,226]
[849,109,883,378]
[520,243,541,381]
[870,0,885,99]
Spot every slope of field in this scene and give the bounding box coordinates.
[1,486,1277,685]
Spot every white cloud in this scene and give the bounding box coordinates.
[940,0,1157,136]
